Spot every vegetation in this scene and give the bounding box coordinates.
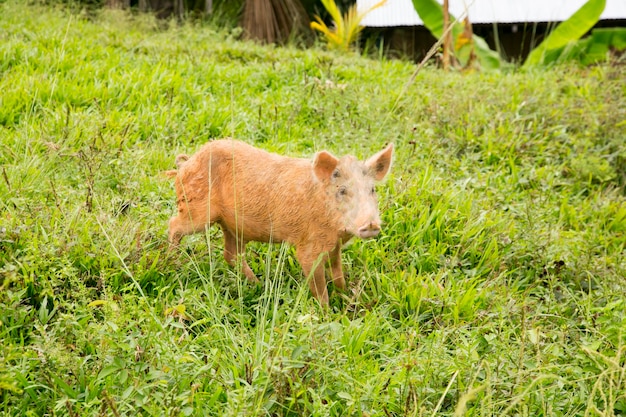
[1,1,626,415]
[310,0,385,51]
[411,0,626,68]
[523,0,607,67]
[410,0,502,70]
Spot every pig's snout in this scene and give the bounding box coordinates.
[357,222,381,239]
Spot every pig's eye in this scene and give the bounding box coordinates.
[337,186,348,198]
[371,187,376,195]
[332,169,341,179]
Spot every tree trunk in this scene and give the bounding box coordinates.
[174,0,184,20]
[138,0,149,12]
[442,0,451,70]
[242,0,310,44]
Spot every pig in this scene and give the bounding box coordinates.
[167,139,393,305]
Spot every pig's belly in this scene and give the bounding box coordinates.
[218,209,298,244]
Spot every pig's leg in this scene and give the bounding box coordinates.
[328,243,346,291]
[222,228,258,283]
[296,246,329,306]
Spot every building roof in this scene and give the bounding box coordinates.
[358,0,626,27]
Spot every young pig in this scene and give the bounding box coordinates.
[167,139,393,305]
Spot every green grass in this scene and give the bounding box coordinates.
[1,1,626,415]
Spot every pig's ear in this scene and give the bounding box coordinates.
[313,151,339,182]
[366,143,394,181]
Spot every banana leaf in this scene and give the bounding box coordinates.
[548,27,626,65]
[411,0,501,69]
[411,0,445,38]
[524,0,606,66]
[581,27,626,64]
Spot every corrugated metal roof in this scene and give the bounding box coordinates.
[358,0,626,27]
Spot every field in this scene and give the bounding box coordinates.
[1,1,626,415]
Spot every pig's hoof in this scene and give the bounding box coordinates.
[245,273,260,284]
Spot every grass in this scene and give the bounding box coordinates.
[1,1,626,415]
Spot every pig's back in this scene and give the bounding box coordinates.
[204,139,327,244]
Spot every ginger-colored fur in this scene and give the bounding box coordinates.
[168,139,393,305]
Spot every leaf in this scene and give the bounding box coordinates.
[49,374,77,399]
[473,36,502,70]
[310,20,341,46]
[188,317,210,329]
[88,300,107,307]
[524,0,606,66]
[411,0,501,69]
[527,328,541,345]
[118,369,129,384]
[121,385,134,400]
[98,365,122,381]
[311,0,387,50]
[337,391,353,401]
[411,0,445,38]
[582,27,626,64]
[164,304,188,320]
[0,381,22,394]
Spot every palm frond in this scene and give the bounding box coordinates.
[311,0,387,51]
